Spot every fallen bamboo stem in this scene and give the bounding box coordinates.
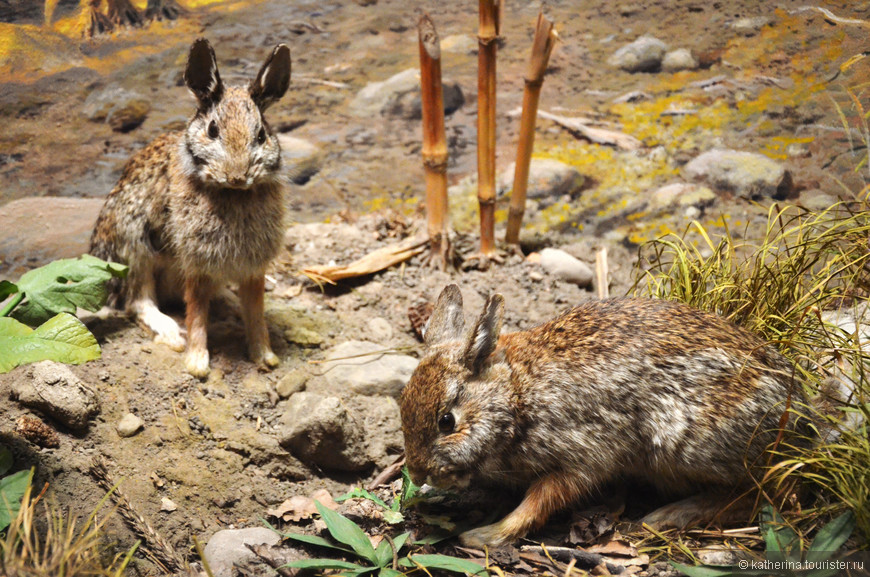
[301,233,428,284]
[477,0,499,257]
[418,14,451,270]
[505,11,558,245]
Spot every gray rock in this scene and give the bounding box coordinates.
[649,183,716,210]
[203,527,281,577]
[441,34,478,54]
[497,158,585,202]
[661,48,699,72]
[277,135,322,185]
[608,36,667,72]
[82,84,150,132]
[116,413,144,438]
[799,191,837,213]
[683,149,793,200]
[539,248,594,288]
[366,317,394,342]
[321,340,417,397]
[732,16,771,36]
[0,197,104,276]
[349,68,464,119]
[11,361,100,430]
[275,370,308,399]
[279,392,372,471]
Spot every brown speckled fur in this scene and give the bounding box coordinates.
[400,285,811,548]
[90,38,291,377]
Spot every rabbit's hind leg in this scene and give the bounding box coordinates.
[641,491,754,530]
[128,262,186,352]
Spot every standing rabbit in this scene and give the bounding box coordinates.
[90,38,291,377]
[400,284,809,547]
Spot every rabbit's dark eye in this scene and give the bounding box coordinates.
[207,120,220,139]
[437,413,455,433]
[257,127,266,144]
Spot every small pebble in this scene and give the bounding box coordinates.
[116,413,144,438]
[160,497,177,512]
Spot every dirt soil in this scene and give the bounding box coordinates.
[0,0,869,575]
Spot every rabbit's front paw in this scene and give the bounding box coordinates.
[141,305,186,352]
[459,523,513,549]
[260,349,280,369]
[185,348,210,378]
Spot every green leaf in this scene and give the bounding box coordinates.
[337,487,392,511]
[282,559,367,571]
[0,313,101,373]
[759,505,800,561]
[12,255,127,326]
[671,563,778,577]
[400,466,421,506]
[280,532,355,555]
[374,533,410,569]
[0,280,18,302]
[0,468,33,532]
[400,554,488,575]
[806,511,855,562]
[382,510,404,524]
[0,447,12,476]
[670,563,735,577]
[316,500,378,565]
[379,568,405,577]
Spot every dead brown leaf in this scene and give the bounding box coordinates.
[266,489,338,522]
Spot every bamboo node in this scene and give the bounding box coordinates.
[508,206,526,218]
[477,196,497,206]
[478,33,499,46]
[524,76,545,88]
[423,157,449,172]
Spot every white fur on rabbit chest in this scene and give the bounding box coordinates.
[166,174,285,281]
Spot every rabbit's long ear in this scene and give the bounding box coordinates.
[463,293,505,374]
[184,38,223,110]
[250,44,291,111]
[423,284,465,347]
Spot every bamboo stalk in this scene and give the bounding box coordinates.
[595,247,609,299]
[418,14,451,270]
[505,11,558,245]
[477,0,499,257]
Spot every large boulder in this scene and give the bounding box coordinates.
[497,158,585,202]
[279,393,372,472]
[608,36,667,72]
[684,149,793,200]
[321,340,417,397]
[10,361,100,431]
[350,68,464,119]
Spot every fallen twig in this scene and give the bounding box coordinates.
[367,454,406,490]
[789,6,870,27]
[302,233,428,283]
[535,109,642,150]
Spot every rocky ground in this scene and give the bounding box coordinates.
[0,0,869,575]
